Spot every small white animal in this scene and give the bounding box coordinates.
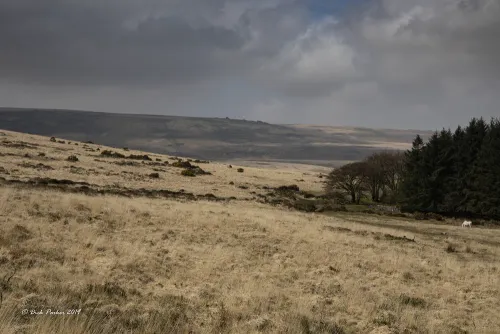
[462,220,472,228]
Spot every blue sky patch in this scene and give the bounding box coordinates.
[308,0,368,20]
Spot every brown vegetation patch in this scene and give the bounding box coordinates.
[0,140,38,149]
[323,225,417,243]
[0,176,232,203]
[19,162,54,171]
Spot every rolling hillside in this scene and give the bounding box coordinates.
[0,108,433,167]
[0,129,498,333]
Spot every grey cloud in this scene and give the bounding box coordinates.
[244,0,500,129]
[0,0,499,130]
[262,0,500,99]
[0,0,252,86]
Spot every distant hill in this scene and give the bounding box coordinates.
[0,108,433,167]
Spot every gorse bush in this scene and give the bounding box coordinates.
[128,154,152,161]
[181,169,196,177]
[101,150,126,159]
[172,160,193,168]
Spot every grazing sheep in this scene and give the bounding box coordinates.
[462,220,472,228]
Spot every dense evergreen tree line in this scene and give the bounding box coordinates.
[399,117,500,220]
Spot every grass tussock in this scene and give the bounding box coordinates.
[446,243,458,253]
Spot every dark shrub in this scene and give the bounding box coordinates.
[277,185,300,192]
[323,191,348,205]
[274,185,300,199]
[181,169,196,177]
[38,152,46,157]
[128,154,152,161]
[172,160,193,168]
[50,137,56,142]
[114,161,139,167]
[237,168,244,173]
[149,173,160,178]
[101,150,126,159]
[333,205,348,212]
[413,212,428,220]
[194,167,211,176]
[426,212,444,221]
[390,212,408,218]
[302,192,316,198]
[292,200,317,213]
[67,155,79,162]
[446,243,457,253]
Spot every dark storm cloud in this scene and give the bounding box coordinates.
[0,0,499,130]
[0,0,248,85]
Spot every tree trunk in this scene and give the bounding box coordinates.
[356,190,363,204]
[351,192,356,204]
[371,188,379,202]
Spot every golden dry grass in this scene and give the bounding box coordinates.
[0,130,326,198]
[1,129,500,333]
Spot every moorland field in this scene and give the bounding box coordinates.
[0,129,499,334]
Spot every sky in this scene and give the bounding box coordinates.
[0,0,499,130]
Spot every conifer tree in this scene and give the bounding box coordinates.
[418,131,453,212]
[469,118,500,218]
[400,134,426,211]
[443,125,466,212]
[462,118,489,213]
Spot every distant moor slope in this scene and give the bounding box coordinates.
[0,108,432,166]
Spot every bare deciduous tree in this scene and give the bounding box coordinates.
[325,162,367,204]
[326,151,406,205]
[363,154,385,202]
[380,151,405,201]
